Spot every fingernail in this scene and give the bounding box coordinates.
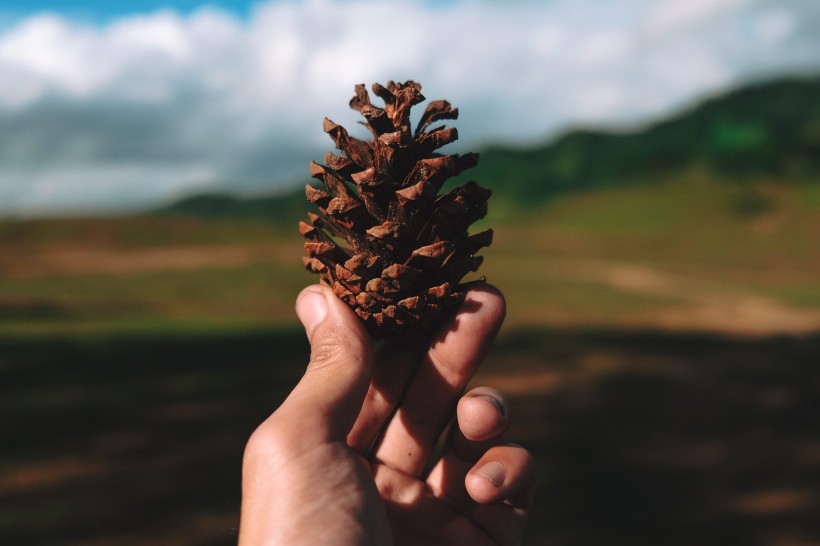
[296,288,328,338]
[475,461,506,487]
[468,393,507,417]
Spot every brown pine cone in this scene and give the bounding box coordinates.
[300,81,492,338]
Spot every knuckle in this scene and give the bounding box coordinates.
[307,327,367,374]
[243,422,276,464]
[243,418,292,468]
[309,337,346,371]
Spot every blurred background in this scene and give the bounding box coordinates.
[1,0,819,544]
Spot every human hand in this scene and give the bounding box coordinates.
[239,283,535,545]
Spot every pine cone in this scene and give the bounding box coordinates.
[300,81,492,338]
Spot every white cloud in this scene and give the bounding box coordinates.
[647,0,753,35]
[0,0,819,216]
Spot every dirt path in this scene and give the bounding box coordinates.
[3,243,818,335]
[501,257,820,336]
[572,259,820,335]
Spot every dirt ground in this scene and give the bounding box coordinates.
[2,327,819,546]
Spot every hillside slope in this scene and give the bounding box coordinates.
[471,76,820,203]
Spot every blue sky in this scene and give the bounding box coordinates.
[1,0,819,216]
[0,0,455,23]
[0,1,255,22]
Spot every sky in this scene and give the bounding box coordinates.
[1,0,819,217]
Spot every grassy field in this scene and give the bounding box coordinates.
[3,175,819,335]
[2,176,820,545]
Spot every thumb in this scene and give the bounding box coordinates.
[282,284,373,441]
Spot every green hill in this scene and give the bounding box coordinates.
[470,76,820,204]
